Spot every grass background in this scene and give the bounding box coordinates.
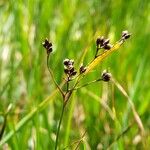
[0,0,150,149]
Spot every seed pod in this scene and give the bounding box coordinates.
[48,47,52,53]
[42,38,53,54]
[64,68,69,74]
[63,59,70,66]
[101,70,111,82]
[124,34,131,39]
[103,38,110,46]
[79,64,86,74]
[67,64,74,70]
[122,30,131,39]
[71,71,77,76]
[103,43,112,50]
[69,67,75,73]
[96,36,104,47]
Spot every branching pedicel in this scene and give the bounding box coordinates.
[42,30,131,149]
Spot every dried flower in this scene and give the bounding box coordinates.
[42,38,53,55]
[63,58,77,77]
[103,38,110,45]
[122,30,131,40]
[96,36,112,50]
[96,36,104,47]
[63,59,70,66]
[79,64,87,74]
[103,43,112,50]
[71,71,77,76]
[101,70,111,82]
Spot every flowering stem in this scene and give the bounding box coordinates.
[47,55,64,97]
[55,103,66,150]
[66,76,69,92]
[94,47,99,58]
[73,78,103,90]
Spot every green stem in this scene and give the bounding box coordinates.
[0,115,7,141]
[55,104,66,150]
[94,47,100,58]
[47,55,64,97]
[74,78,102,90]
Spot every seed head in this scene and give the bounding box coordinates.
[122,30,131,40]
[69,67,74,72]
[63,58,77,77]
[96,36,112,50]
[71,71,77,76]
[64,68,69,74]
[103,43,112,50]
[103,38,110,45]
[101,70,111,82]
[96,36,104,47]
[79,64,87,74]
[63,59,70,66]
[42,38,53,55]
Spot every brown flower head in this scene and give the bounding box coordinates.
[122,30,131,40]
[79,64,87,74]
[42,38,53,55]
[101,70,112,82]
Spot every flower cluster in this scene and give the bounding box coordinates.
[79,64,87,74]
[101,70,112,82]
[96,36,112,50]
[42,38,53,55]
[121,30,131,40]
[63,59,77,79]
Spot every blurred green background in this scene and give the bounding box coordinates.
[0,0,150,149]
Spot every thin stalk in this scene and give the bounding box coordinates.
[0,115,7,141]
[47,55,64,97]
[94,47,99,58]
[55,104,66,150]
[74,78,102,90]
[71,75,82,90]
[66,76,69,92]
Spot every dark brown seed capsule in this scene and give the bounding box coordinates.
[103,38,110,45]
[122,30,131,39]
[103,44,112,50]
[63,59,70,66]
[42,38,53,54]
[42,39,52,48]
[122,30,128,37]
[67,64,74,70]
[48,47,53,53]
[69,67,74,73]
[96,36,104,46]
[101,70,111,82]
[96,38,101,45]
[71,71,77,76]
[124,34,131,39]
[79,64,86,74]
[64,68,69,74]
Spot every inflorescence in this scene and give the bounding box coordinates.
[63,59,77,80]
[42,38,53,55]
[42,30,131,85]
